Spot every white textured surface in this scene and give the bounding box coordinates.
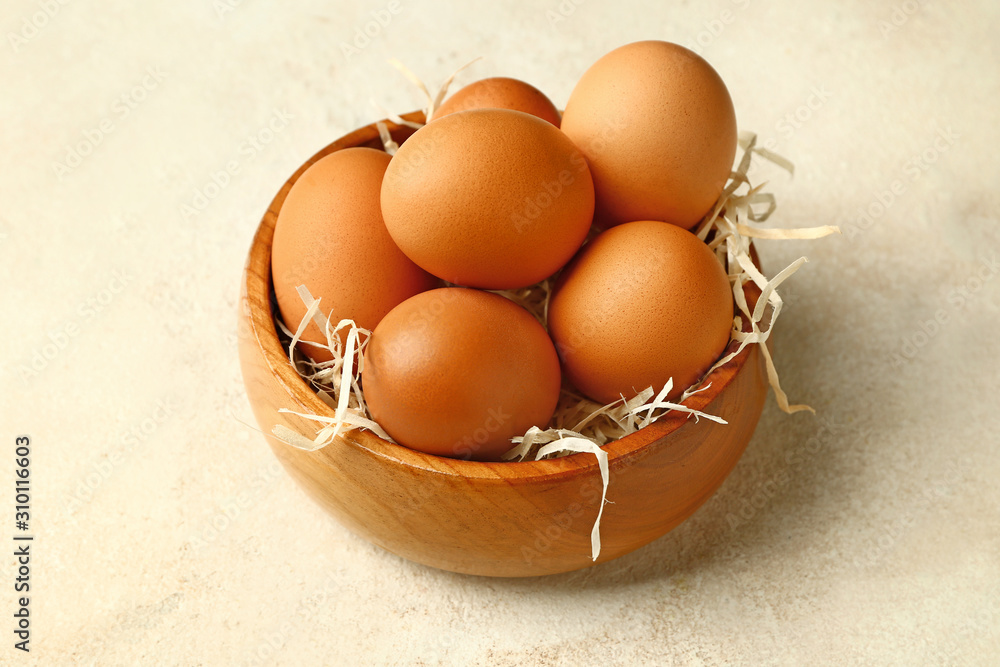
[1,1,999,665]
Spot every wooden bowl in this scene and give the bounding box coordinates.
[238,111,769,578]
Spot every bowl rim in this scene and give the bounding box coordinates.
[243,110,758,482]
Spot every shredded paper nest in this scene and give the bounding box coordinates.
[270,61,840,561]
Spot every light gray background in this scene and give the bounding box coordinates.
[1,0,998,665]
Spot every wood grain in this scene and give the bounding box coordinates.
[238,112,769,577]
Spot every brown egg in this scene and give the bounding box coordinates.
[381,109,594,289]
[548,220,734,404]
[363,288,561,461]
[431,77,562,127]
[272,147,438,362]
[560,40,738,230]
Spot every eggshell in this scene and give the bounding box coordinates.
[362,288,561,461]
[548,220,733,404]
[272,147,438,362]
[560,40,737,230]
[380,109,594,289]
[432,77,562,127]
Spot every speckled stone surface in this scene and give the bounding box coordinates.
[1,1,998,665]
